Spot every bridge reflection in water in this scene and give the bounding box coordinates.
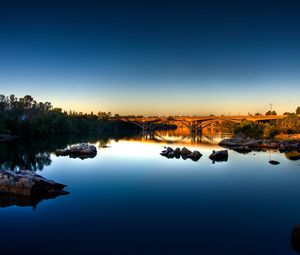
[140,127,232,145]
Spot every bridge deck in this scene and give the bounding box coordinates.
[114,115,285,123]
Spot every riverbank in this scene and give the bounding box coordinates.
[219,134,300,153]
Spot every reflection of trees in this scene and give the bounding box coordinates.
[285,151,300,161]
[0,192,69,208]
[0,132,139,171]
[0,142,52,171]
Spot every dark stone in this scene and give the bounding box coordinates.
[187,151,203,161]
[181,147,192,156]
[174,147,181,156]
[160,147,174,157]
[209,150,228,162]
[269,160,280,165]
[167,151,175,158]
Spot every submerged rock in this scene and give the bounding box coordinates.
[0,169,68,197]
[209,150,228,162]
[269,160,280,165]
[56,143,97,159]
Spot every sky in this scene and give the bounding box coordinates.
[0,0,299,116]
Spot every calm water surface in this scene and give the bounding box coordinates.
[0,131,300,255]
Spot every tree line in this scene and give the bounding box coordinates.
[232,108,300,138]
[0,94,112,137]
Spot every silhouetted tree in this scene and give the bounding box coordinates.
[265,110,277,115]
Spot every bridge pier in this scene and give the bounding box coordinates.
[142,130,155,140]
[189,121,202,135]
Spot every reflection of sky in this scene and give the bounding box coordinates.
[0,1,300,115]
[1,137,300,254]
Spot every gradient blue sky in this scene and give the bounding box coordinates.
[0,0,299,115]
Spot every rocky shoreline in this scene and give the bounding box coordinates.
[219,134,300,153]
[0,169,68,198]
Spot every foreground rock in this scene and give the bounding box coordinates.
[209,150,228,162]
[160,147,202,161]
[0,170,68,197]
[219,134,300,153]
[56,143,97,159]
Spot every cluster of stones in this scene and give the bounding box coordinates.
[160,147,202,161]
[219,135,300,154]
[56,143,97,159]
[0,169,68,197]
[160,147,229,162]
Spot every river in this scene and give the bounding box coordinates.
[0,130,300,255]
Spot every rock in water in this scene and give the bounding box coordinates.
[181,147,192,156]
[56,143,97,159]
[0,170,68,197]
[160,147,174,157]
[160,147,202,161]
[209,150,228,162]
[174,147,181,156]
[269,160,280,165]
[187,151,203,161]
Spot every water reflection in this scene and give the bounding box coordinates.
[0,142,52,171]
[0,134,111,171]
[0,132,144,172]
[137,128,232,146]
[0,191,69,208]
[285,151,300,161]
[0,130,299,173]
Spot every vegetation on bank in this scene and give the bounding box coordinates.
[0,94,113,137]
[231,111,300,138]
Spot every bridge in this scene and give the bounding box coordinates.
[112,115,285,134]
